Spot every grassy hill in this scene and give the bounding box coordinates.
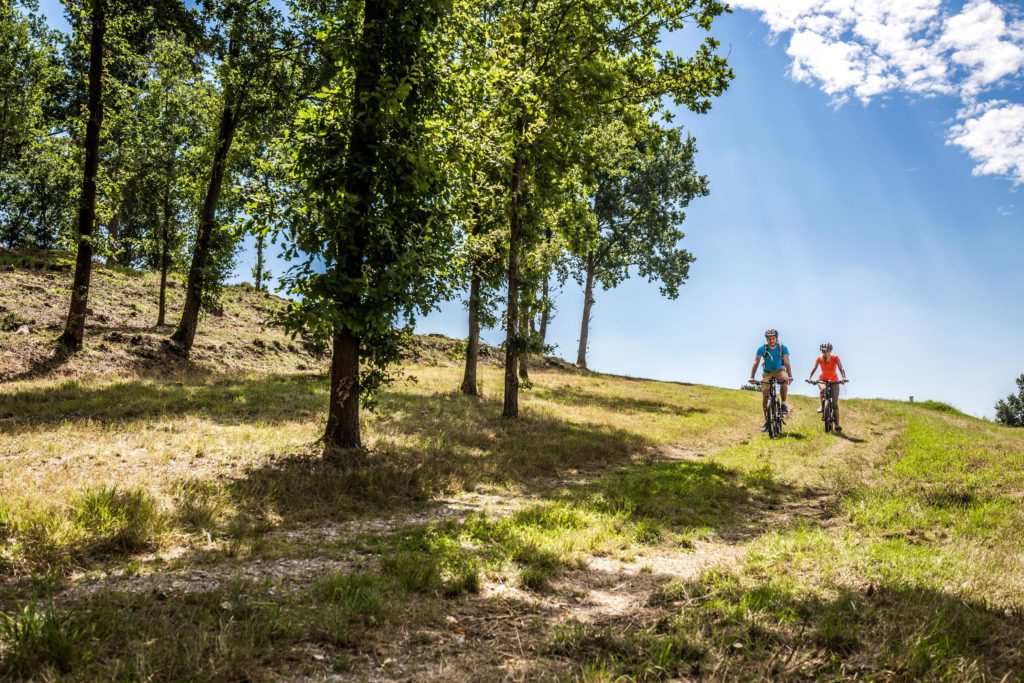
[2,252,1023,681]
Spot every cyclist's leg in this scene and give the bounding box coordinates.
[831,383,842,429]
[778,370,790,413]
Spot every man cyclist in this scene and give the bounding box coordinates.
[749,328,793,432]
[807,342,848,432]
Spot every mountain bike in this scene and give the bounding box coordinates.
[806,379,848,433]
[750,378,785,438]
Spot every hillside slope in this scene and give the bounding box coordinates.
[2,251,1023,681]
[0,249,518,382]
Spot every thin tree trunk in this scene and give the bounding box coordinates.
[157,177,172,327]
[576,251,596,369]
[253,231,265,293]
[538,226,551,343]
[460,251,481,396]
[502,132,525,419]
[106,212,121,266]
[539,268,550,343]
[59,5,105,352]
[171,29,240,354]
[518,309,530,381]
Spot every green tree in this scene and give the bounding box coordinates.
[171,0,301,353]
[235,139,292,294]
[0,1,74,248]
[995,374,1024,427]
[462,0,732,417]
[57,0,196,351]
[573,122,707,369]
[134,33,218,325]
[280,0,458,451]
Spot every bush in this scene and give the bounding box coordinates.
[995,374,1024,427]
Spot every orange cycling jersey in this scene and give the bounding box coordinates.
[815,355,841,381]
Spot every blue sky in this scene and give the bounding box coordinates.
[35,0,1024,417]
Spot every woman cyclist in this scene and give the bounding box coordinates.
[807,342,847,432]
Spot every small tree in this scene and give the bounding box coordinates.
[572,122,707,369]
[995,374,1024,427]
[171,0,300,353]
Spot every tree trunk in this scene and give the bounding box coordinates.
[323,0,385,451]
[460,256,481,396]
[325,327,361,449]
[576,251,596,369]
[157,177,172,327]
[502,133,525,418]
[59,6,105,352]
[518,309,530,382]
[254,231,265,293]
[539,268,550,344]
[106,212,121,266]
[538,226,551,343]
[171,29,241,354]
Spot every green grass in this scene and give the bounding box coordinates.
[1,487,165,575]
[2,261,1024,681]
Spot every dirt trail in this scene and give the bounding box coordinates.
[52,407,907,682]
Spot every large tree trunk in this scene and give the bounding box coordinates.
[59,5,105,352]
[576,251,596,369]
[171,30,240,354]
[502,134,525,418]
[157,178,172,327]
[325,327,361,448]
[323,0,386,451]
[460,256,481,396]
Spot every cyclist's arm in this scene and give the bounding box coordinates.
[750,356,762,380]
[807,358,821,381]
[783,354,793,381]
[838,358,847,380]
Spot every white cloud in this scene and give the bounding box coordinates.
[948,102,1024,184]
[941,0,1024,94]
[736,0,1024,182]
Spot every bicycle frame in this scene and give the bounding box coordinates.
[752,378,785,438]
[807,379,846,433]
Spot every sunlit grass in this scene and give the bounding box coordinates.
[2,354,1024,680]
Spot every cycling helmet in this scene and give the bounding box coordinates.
[765,328,778,337]
[820,342,833,352]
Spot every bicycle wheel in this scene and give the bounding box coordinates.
[769,395,782,438]
[823,398,833,433]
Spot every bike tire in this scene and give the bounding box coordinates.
[823,399,833,433]
[769,396,782,438]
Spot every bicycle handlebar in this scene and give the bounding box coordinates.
[805,379,849,385]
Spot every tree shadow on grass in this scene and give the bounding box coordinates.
[216,388,829,554]
[604,571,1024,682]
[0,372,327,433]
[219,390,659,524]
[0,345,73,383]
[532,384,708,417]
